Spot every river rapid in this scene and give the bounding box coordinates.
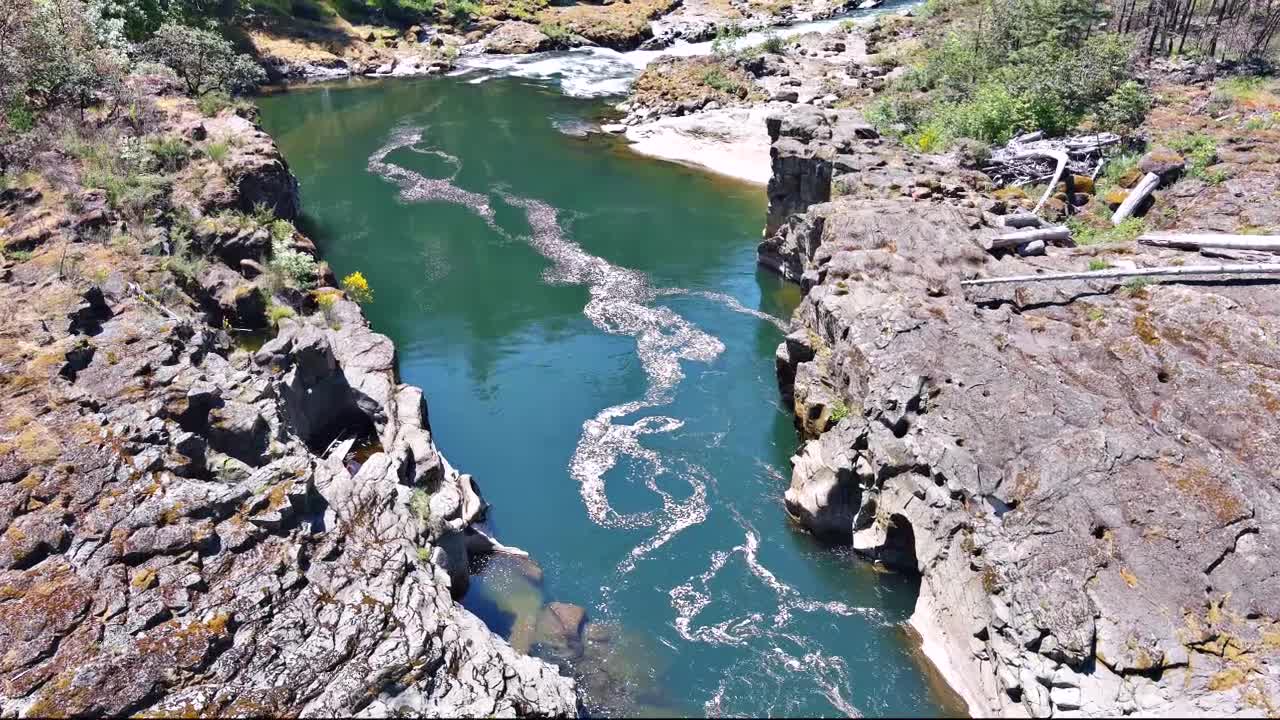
[258,6,958,715]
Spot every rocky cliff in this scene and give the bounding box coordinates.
[0,89,577,717]
[760,108,1280,716]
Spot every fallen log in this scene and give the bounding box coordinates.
[1016,148,1069,216]
[1137,231,1280,252]
[1111,172,1160,226]
[983,226,1071,251]
[961,263,1280,287]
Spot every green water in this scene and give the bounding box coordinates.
[259,75,954,718]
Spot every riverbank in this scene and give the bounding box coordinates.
[0,78,578,716]
[758,66,1280,718]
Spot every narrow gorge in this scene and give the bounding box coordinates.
[3,0,1279,717]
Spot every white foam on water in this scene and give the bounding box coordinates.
[669,509,882,716]
[455,2,918,98]
[370,126,874,717]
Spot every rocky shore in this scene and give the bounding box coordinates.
[758,95,1280,716]
[0,88,578,716]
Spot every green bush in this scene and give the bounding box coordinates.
[760,32,786,54]
[147,135,190,172]
[1168,132,1224,182]
[143,23,265,97]
[1094,81,1151,133]
[701,68,743,95]
[268,220,320,289]
[540,21,573,46]
[267,303,296,328]
[445,0,479,24]
[205,140,230,165]
[877,0,1137,149]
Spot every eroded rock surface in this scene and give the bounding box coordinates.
[761,109,1280,717]
[0,96,576,718]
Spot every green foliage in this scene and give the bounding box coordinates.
[2,0,130,116]
[829,401,849,423]
[710,23,745,57]
[540,21,572,45]
[267,303,296,328]
[410,488,432,522]
[1068,217,1145,246]
[1093,80,1152,133]
[146,135,190,172]
[1099,151,1140,190]
[268,219,320,289]
[5,101,37,133]
[166,222,207,281]
[760,32,786,54]
[878,0,1137,149]
[838,19,857,32]
[196,90,251,117]
[1217,76,1266,102]
[1088,257,1110,271]
[905,121,947,153]
[701,68,743,95]
[142,22,265,97]
[1122,276,1152,295]
[1167,132,1225,183]
[445,0,479,24]
[205,139,230,164]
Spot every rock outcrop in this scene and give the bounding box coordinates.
[760,109,1280,716]
[0,96,577,717]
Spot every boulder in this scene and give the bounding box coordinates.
[483,21,552,54]
[1138,147,1186,181]
[533,602,587,661]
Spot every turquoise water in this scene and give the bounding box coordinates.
[259,74,956,717]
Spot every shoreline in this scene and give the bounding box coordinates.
[909,585,986,718]
[620,105,779,185]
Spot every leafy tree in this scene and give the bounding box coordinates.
[142,22,264,96]
[2,0,130,120]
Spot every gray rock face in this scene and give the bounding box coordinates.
[760,114,1280,717]
[0,96,577,718]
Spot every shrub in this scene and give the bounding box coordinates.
[1168,132,1224,182]
[710,23,745,57]
[1094,81,1151,133]
[268,220,319,289]
[204,140,230,164]
[540,22,572,46]
[445,0,479,24]
[760,32,786,54]
[410,488,431,522]
[142,23,265,97]
[701,68,742,95]
[266,303,295,328]
[1088,257,1110,271]
[342,271,374,304]
[146,135,189,172]
[166,223,207,281]
[1068,217,1145,246]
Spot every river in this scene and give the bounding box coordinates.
[257,19,957,715]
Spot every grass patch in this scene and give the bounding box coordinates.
[1167,132,1226,183]
[1068,217,1145,246]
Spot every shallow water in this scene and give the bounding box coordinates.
[259,71,955,717]
[453,0,920,97]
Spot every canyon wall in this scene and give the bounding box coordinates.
[759,108,1280,717]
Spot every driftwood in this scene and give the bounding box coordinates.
[1111,172,1160,226]
[962,263,1280,287]
[1137,231,1280,252]
[1200,248,1280,263]
[128,282,184,321]
[1016,148,1070,216]
[985,132,1121,189]
[983,226,1071,251]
